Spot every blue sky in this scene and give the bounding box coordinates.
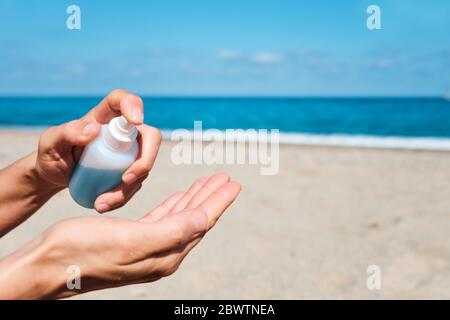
[0,0,449,96]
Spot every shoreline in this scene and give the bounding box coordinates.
[1,127,450,152]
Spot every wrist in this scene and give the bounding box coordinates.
[0,152,65,237]
[19,152,64,196]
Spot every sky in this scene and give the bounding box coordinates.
[0,0,449,96]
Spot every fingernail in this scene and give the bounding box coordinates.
[97,203,110,213]
[123,172,137,184]
[191,211,208,232]
[83,122,97,136]
[132,108,144,124]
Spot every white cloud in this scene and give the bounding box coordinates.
[64,64,87,77]
[217,49,241,60]
[374,58,392,68]
[251,52,284,64]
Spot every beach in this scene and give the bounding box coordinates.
[0,129,449,299]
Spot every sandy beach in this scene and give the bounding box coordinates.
[0,129,449,299]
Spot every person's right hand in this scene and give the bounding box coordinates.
[35,89,162,213]
[5,173,240,299]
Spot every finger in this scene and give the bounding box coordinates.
[171,181,241,261]
[142,209,209,253]
[170,176,212,213]
[140,192,185,223]
[84,89,144,126]
[196,181,241,229]
[183,173,230,211]
[122,125,162,185]
[39,119,101,152]
[141,176,208,223]
[94,176,146,213]
[72,145,85,162]
[155,182,241,266]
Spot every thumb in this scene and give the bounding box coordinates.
[142,210,209,252]
[41,119,101,152]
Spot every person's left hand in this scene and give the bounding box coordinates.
[0,173,241,299]
[35,89,162,213]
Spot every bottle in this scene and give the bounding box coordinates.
[69,116,139,208]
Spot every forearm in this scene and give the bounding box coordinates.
[0,152,63,237]
[0,235,64,299]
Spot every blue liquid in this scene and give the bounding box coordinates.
[69,165,124,208]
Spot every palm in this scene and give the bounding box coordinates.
[48,173,240,295]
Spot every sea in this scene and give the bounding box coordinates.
[1,97,449,150]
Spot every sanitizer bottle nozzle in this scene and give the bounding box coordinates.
[117,115,136,133]
[103,116,138,152]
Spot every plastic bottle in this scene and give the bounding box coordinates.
[69,116,139,208]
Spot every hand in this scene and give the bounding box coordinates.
[0,173,240,299]
[35,89,162,213]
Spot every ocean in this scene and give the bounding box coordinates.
[1,97,450,150]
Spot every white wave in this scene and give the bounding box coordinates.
[1,126,450,152]
[275,133,450,151]
[161,129,450,151]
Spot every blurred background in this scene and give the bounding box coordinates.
[0,1,449,299]
[0,0,449,96]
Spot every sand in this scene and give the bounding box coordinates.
[0,129,449,299]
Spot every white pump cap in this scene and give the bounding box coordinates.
[102,116,138,152]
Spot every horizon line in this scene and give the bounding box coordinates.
[0,94,447,99]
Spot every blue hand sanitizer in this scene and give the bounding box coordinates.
[69,116,139,208]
